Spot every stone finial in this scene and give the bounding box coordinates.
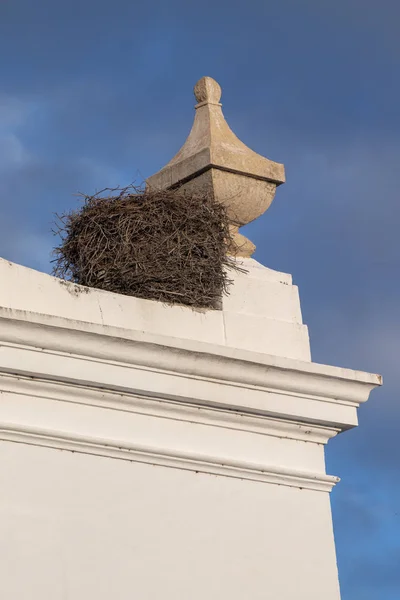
[194,77,222,104]
[146,76,285,257]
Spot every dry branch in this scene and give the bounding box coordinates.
[52,186,242,309]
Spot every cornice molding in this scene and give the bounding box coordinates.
[0,424,339,492]
[0,310,381,404]
[0,310,381,431]
[0,310,379,493]
[0,372,339,445]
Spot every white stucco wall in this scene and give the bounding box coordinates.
[1,442,341,600]
[0,256,310,360]
[0,257,381,599]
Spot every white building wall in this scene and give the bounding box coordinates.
[1,442,340,600]
[0,257,381,599]
[0,256,310,360]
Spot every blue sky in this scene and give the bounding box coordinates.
[1,1,399,597]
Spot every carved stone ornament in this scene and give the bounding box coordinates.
[146,77,285,257]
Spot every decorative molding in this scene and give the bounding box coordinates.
[0,424,339,492]
[0,372,339,445]
[0,307,381,496]
[0,339,361,429]
[0,310,381,406]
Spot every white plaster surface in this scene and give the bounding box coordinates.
[0,256,381,599]
[0,257,310,360]
[0,442,341,600]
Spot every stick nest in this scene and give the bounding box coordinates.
[52,186,241,309]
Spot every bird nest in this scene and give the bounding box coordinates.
[52,186,242,309]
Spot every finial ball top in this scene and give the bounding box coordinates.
[194,77,222,104]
